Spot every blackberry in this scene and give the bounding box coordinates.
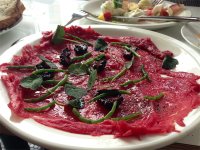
[36,61,54,80]
[96,89,123,110]
[42,72,54,81]
[36,61,50,69]
[74,44,88,55]
[62,48,71,57]
[123,50,133,60]
[60,48,71,67]
[93,58,107,73]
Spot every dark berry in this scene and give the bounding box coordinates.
[74,44,88,55]
[123,50,133,60]
[36,62,54,80]
[93,58,107,73]
[96,89,123,110]
[60,48,71,67]
[98,94,123,110]
[62,48,71,57]
[36,61,50,69]
[42,72,54,81]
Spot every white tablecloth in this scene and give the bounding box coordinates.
[0,0,200,147]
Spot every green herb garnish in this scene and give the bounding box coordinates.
[38,55,58,69]
[87,68,97,90]
[52,25,92,45]
[121,65,150,86]
[84,54,105,66]
[144,92,164,101]
[94,38,108,51]
[24,100,56,112]
[72,101,117,124]
[64,83,87,99]
[103,58,134,82]
[88,89,130,103]
[20,75,43,90]
[32,69,66,75]
[52,25,65,44]
[65,32,93,46]
[110,42,131,47]
[7,65,36,70]
[111,112,141,121]
[162,55,178,70]
[68,63,88,75]
[42,80,60,85]
[68,98,85,109]
[71,52,92,62]
[25,74,68,103]
[111,42,140,57]
[124,46,140,58]
[68,54,105,75]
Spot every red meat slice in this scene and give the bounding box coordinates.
[1,26,200,138]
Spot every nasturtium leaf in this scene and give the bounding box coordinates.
[68,98,85,109]
[38,55,58,69]
[64,83,87,99]
[94,38,108,51]
[20,75,43,90]
[162,55,178,70]
[68,63,88,75]
[87,68,97,90]
[51,25,65,45]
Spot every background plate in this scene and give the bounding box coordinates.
[82,0,191,30]
[1,25,200,150]
[0,17,23,35]
[181,22,200,50]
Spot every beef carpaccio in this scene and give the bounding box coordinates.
[1,26,200,138]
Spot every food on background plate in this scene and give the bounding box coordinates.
[1,25,200,138]
[99,0,185,21]
[0,0,25,31]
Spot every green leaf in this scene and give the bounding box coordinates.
[51,25,65,45]
[20,75,43,90]
[38,55,57,69]
[68,63,88,75]
[68,98,85,109]
[87,68,97,90]
[94,38,108,51]
[113,0,122,8]
[64,83,87,99]
[162,55,178,70]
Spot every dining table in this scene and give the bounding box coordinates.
[0,0,200,149]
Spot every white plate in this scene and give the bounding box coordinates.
[82,0,191,30]
[1,25,200,150]
[0,17,23,35]
[181,22,200,50]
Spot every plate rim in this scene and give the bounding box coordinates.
[82,0,192,30]
[1,25,200,150]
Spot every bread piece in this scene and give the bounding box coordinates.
[0,0,25,30]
